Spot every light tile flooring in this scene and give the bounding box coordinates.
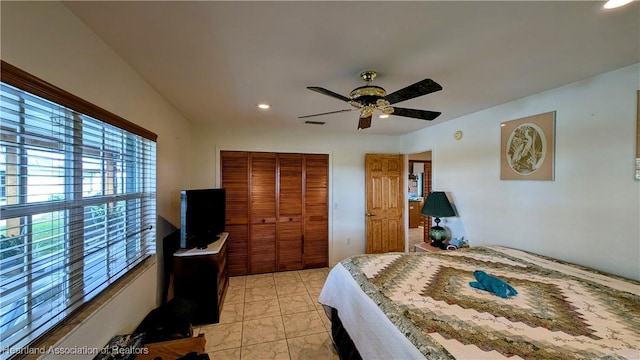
[409,226,425,252]
[196,267,338,360]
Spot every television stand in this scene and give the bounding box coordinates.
[173,232,228,324]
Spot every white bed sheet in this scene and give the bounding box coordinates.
[318,263,425,360]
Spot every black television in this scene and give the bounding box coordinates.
[180,188,226,249]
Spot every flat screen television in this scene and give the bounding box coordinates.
[180,188,226,249]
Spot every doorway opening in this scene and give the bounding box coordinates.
[407,151,432,252]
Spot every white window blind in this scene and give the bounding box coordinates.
[0,65,156,357]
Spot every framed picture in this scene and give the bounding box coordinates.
[636,90,639,181]
[500,111,555,180]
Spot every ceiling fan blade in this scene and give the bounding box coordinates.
[298,108,355,119]
[384,79,442,105]
[357,115,372,130]
[391,107,441,121]
[307,87,351,103]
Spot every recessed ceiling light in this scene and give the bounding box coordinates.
[603,0,634,9]
[379,114,389,119]
[257,103,270,110]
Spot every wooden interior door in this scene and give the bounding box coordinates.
[277,154,304,271]
[249,153,277,274]
[220,151,249,276]
[303,154,329,268]
[365,154,405,253]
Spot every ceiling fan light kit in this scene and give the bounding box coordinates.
[300,70,442,130]
[358,115,372,130]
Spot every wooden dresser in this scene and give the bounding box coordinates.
[173,232,228,325]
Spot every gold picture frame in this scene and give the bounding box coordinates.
[501,111,555,181]
[636,90,640,181]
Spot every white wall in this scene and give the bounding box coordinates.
[188,124,401,265]
[401,64,640,280]
[1,1,192,355]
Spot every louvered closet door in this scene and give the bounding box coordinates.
[249,153,278,274]
[304,154,329,268]
[278,154,304,271]
[220,151,249,276]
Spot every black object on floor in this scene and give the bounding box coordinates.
[135,297,197,344]
[177,352,210,360]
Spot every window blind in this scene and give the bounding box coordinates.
[0,68,156,357]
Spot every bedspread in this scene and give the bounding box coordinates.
[320,246,640,360]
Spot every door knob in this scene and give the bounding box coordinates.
[365,213,375,217]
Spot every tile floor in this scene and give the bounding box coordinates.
[196,267,338,360]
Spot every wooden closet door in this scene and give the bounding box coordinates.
[303,154,329,268]
[277,154,304,271]
[249,153,277,274]
[220,151,249,276]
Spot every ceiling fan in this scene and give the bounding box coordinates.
[300,70,442,130]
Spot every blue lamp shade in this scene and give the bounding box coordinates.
[420,192,455,248]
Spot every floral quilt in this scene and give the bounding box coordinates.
[340,246,640,359]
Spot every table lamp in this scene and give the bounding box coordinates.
[420,191,456,248]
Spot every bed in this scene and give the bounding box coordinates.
[318,246,640,360]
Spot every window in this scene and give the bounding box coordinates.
[0,62,157,357]
[0,170,5,200]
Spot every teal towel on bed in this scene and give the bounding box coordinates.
[469,270,518,298]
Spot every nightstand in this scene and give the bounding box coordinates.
[414,242,443,253]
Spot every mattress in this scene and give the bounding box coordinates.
[318,246,640,359]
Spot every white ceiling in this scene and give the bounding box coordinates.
[63,1,639,135]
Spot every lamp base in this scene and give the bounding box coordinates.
[429,225,447,249]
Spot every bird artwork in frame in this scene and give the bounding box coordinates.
[500,111,556,180]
